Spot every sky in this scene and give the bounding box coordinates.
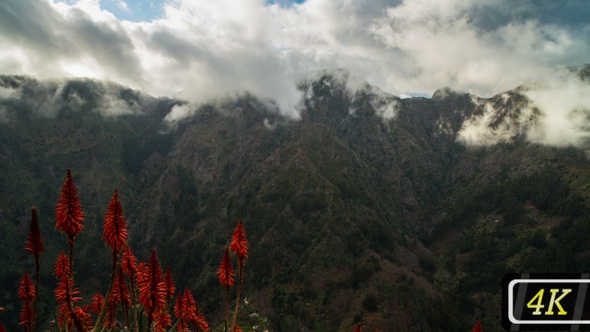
[0,0,589,145]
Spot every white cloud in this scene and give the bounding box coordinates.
[114,0,129,12]
[0,76,145,119]
[454,70,590,148]
[0,0,589,144]
[371,92,398,121]
[456,94,538,147]
[0,86,21,100]
[367,1,587,96]
[525,73,590,147]
[163,104,192,124]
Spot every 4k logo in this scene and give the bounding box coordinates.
[526,288,572,315]
[503,274,590,331]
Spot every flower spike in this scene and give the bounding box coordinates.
[195,311,209,332]
[230,218,248,261]
[472,320,482,332]
[102,189,128,252]
[217,248,235,287]
[54,252,70,280]
[24,207,44,259]
[110,268,131,308]
[154,310,172,332]
[18,301,34,330]
[353,323,362,332]
[174,290,188,331]
[18,272,35,302]
[55,169,85,240]
[137,249,166,320]
[90,293,105,316]
[165,267,176,304]
[121,246,137,277]
[184,288,198,323]
[54,277,82,304]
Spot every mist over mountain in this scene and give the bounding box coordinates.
[3,0,590,119]
[1,69,590,331]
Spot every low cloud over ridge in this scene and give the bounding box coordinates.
[0,0,589,145]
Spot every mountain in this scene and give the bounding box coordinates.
[0,70,589,331]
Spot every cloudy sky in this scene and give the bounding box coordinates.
[1,0,589,128]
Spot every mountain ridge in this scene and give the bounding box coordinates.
[0,72,589,331]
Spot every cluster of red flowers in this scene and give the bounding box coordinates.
[53,251,86,330]
[19,207,44,332]
[14,169,210,332]
[136,249,168,329]
[12,168,478,332]
[217,218,249,332]
[18,272,35,332]
[174,288,209,332]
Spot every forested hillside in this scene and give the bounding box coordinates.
[1,71,589,331]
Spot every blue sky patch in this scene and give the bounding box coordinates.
[100,0,164,22]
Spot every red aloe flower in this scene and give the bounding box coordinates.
[121,246,137,276]
[183,288,198,323]
[177,321,189,331]
[110,272,123,306]
[104,302,118,329]
[54,278,84,332]
[56,304,90,331]
[174,290,188,331]
[195,312,209,332]
[136,261,147,282]
[229,219,248,331]
[173,288,186,318]
[230,218,248,261]
[102,189,128,251]
[217,248,235,287]
[24,207,44,259]
[219,248,234,332]
[74,306,91,331]
[18,273,35,332]
[353,323,362,332]
[54,252,70,280]
[119,270,132,310]
[54,277,82,304]
[154,310,172,332]
[115,268,132,329]
[472,320,482,332]
[55,169,85,240]
[110,268,131,309]
[137,250,166,318]
[54,248,85,332]
[18,272,35,302]
[165,267,176,304]
[18,301,34,330]
[234,326,243,332]
[175,288,199,331]
[179,288,207,332]
[90,293,105,315]
[57,304,71,330]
